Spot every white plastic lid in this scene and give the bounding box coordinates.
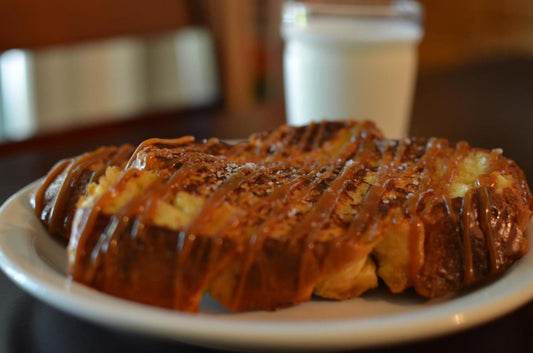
[281,1,423,44]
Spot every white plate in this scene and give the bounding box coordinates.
[1,181,533,351]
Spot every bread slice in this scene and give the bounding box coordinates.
[33,121,533,312]
[33,144,135,242]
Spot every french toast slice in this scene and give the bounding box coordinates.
[33,144,135,242]
[32,121,533,312]
[360,137,532,297]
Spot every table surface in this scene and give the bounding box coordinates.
[1,57,533,353]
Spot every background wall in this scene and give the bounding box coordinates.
[1,0,533,141]
[419,0,533,70]
[216,0,533,108]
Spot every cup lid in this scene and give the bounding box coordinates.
[281,0,423,44]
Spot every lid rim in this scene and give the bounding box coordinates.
[282,0,423,27]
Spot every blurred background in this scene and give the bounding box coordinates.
[0,0,532,145]
[2,3,533,352]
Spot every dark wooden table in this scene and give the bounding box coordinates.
[1,57,533,353]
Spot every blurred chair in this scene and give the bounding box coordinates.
[0,0,221,140]
[0,1,191,51]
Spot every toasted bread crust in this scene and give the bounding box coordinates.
[33,121,533,312]
[33,144,135,242]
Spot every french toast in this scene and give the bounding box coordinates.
[32,144,135,242]
[33,121,533,312]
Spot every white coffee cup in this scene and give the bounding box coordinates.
[281,1,423,138]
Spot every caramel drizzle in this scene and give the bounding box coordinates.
[355,138,411,237]
[346,141,402,238]
[290,124,371,293]
[311,121,327,150]
[228,122,368,305]
[474,148,512,276]
[296,121,318,153]
[84,163,199,283]
[172,165,265,308]
[63,119,516,310]
[387,138,441,284]
[251,125,289,160]
[411,140,459,285]
[125,136,195,169]
[298,121,327,167]
[393,138,409,166]
[35,144,133,247]
[461,189,475,284]
[402,138,502,285]
[403,139,477,285]
[133,165,195,236]
[230,174,306,308]
[327,122,362,163]
[60,122,393,309]
[395,138,444,284]
[87,145,134,185]
[47,147,115,235]
[437,141,473,283]
[408,216,425,284]
[296,163,362,288]
[186,166,259,236]
[425,141,469,215]
[414,141,469,284]
[70,168,141,280]
[108,144,135,168]
[292,123,368,240]
[265,126,300,163]
[34,158,71,217]
[345,136,413,243]
[399,141,437,285]
[404,138,447,215]
[477,183,499,274]
[420,140,501,283]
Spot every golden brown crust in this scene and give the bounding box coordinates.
[33,144,135,242]
[32,121,533,312]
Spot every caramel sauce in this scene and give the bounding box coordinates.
[399,138,447,287]
[84,159,206,290]
[408,216,425,283]
[347,138,399,237]
[136,163,196,231]
[312,121,326,150]
[173,166,264,309]
[252,124,288,158]
[294,163,358,239]
[266,125,300,163]
[125,136,195,169]
[294,162,361,292]
[37,120,530,311]
[88,173,169,282]
[461,190,475,284]
[34,159,71,217]
[403,138,502,286]
[438,141,474,285]
[48,147,115,235]
[87,145,134,185]
[292,124,370,294]
[477,184,499,274]
[404,138,445,215]
[393,138,409,166]
[296,121,317,151]
[108,144,135,168]
[230,175,306,308]
[186,167,254,236]
[70,168,141,280]
[425,141,469,214]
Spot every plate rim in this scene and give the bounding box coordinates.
[1,181,533,351]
